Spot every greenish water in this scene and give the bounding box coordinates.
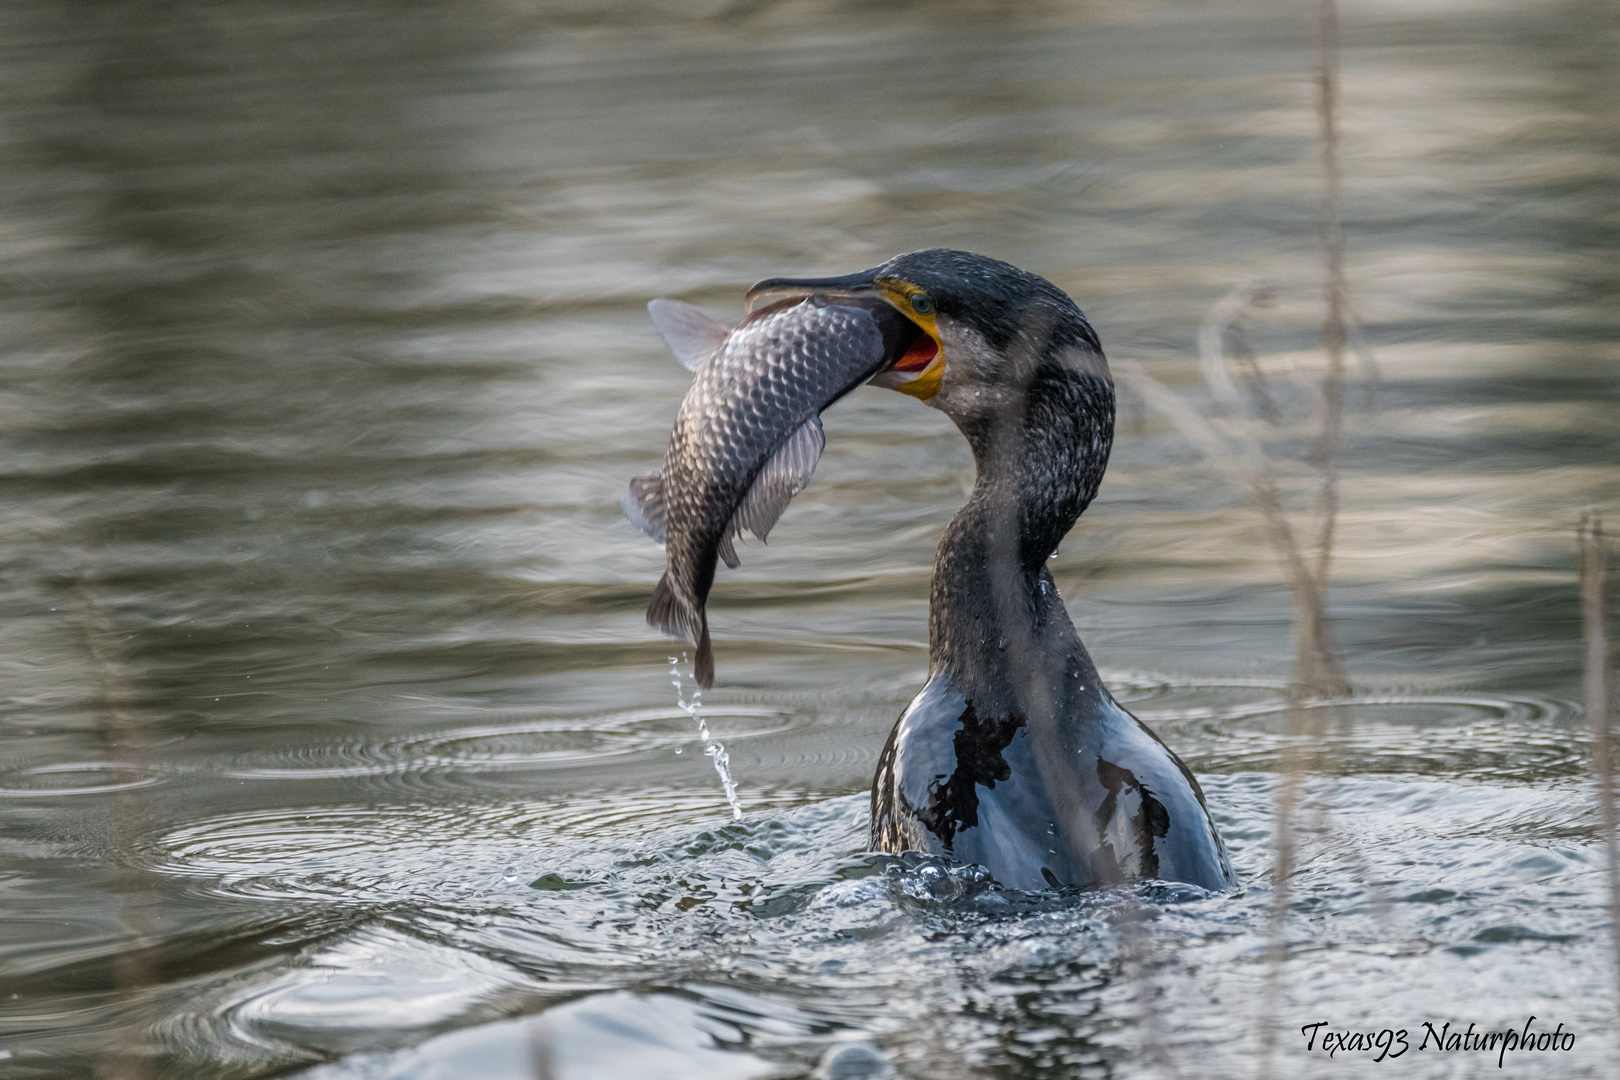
[0,1,1616,1077]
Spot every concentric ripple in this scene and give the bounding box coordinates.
[217,926,540,1057]
[220,706,798,789]
[1104,673,1584,781]
[143,787,827,905]
[1109,671,1578,725]
[0,760,165,797]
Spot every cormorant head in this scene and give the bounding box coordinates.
[747,249,1109,435]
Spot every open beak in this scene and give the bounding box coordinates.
[745,267,883,312]
[745,268,945,401]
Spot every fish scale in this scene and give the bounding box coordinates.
[625,295,919,687]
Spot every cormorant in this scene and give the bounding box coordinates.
[748,249,1235,892]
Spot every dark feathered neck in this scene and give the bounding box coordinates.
[928,361,1115,708]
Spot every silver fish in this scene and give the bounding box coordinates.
[624,292,925,687]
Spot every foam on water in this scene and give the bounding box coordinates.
[125,763,1614,1078]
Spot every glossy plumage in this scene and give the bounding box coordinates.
[857,250,1236,892]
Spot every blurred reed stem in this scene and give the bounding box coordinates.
[1111,3,1364,1071]
[1260,2,1346,1076]
[1580,509,1620,1046]
[71,578,156,1080]
[1310,0,1346,584]
[1301,0,1349,701]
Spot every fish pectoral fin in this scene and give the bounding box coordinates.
[717,531,741,569]
[622,473,667,544]
[707,418,824,571]
[648,299,728,372]
[732,416,825,543]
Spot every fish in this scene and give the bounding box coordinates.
[623,291,928,688]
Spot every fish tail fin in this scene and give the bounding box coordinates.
[646,572,716,688]
[694,617,714,689]
[646,571,687,639]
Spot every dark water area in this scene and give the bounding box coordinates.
[0,0,1617,1076]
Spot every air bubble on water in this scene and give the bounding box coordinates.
[501,866,519,884]
[671,654,742,820]
[815,1040,896,1080]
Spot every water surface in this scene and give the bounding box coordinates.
[0,1,1616,1076]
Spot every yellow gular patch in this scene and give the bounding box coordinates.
[877,277,946,400]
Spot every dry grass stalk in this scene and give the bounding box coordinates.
[1112,362,1348,701]
[1346,306,1383,413]
[70,579,156,1080]
[1198,281,1280,422]
[997,311,1186,1076]
[1114,345,1343,1078]
[1106,3,1370,1072]
[1580,509,1620,1044]
[1117,916,1187,1080]
[1255,746,1308,1078]
[1309,0,1347,601]
[1258,4,1350,1075]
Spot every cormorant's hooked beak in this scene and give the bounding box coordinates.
[746,267,945,401]
[745,268,882,312]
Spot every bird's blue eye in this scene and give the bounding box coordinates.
[911,293,934,316]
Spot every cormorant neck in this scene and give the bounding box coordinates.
[927,363,1114,708]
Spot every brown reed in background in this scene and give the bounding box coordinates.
[1580,510,1620,1047]
[1111,0,1357,1074]
[1115,0,1351,702]
[1261,5,1348,1076]
[72,578,157,1080]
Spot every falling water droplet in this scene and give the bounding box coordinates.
[670,655,742,820]
[501,866,519,884]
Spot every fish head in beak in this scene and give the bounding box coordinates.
[752,250,1111,428]
[746,266,946,402]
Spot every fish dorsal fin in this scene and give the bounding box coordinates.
[726,416,826,556]
[648,299,728,372]
[621,472,667,544]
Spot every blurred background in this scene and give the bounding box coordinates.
[0,0,1615,1077]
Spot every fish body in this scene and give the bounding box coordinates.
[625,295,921,687]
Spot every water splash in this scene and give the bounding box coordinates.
[671,655,742,820]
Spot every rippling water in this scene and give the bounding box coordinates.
[0,0,1616,1077]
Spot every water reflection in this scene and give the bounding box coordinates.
[0,0,1615,1076]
